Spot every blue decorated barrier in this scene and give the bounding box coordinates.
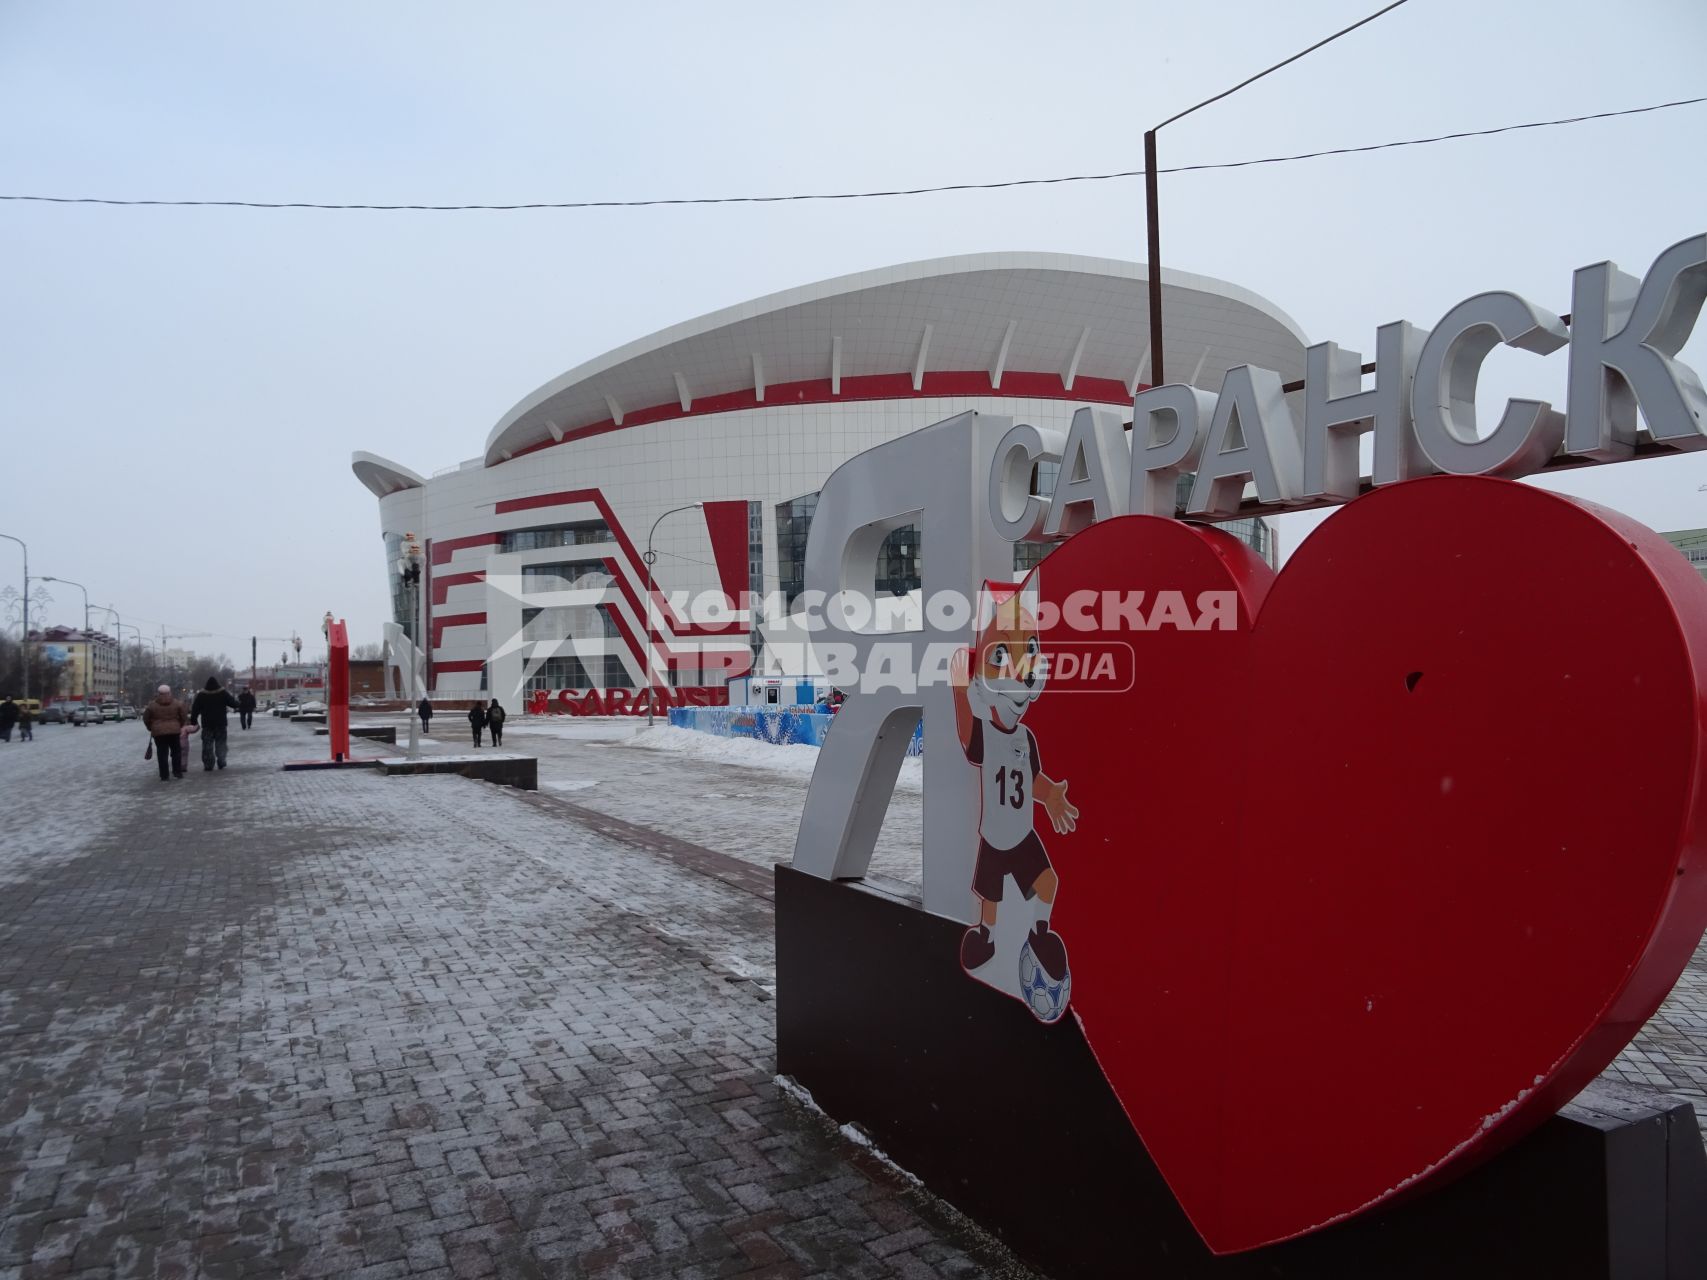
[668,705,924,756]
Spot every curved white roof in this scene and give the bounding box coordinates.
[351,450,425,498]
[482,253,1309,467]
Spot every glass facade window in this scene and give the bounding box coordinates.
[748,500,766,666]
[776,492,818,608]
[521,560,614,590]
[878,525,921,596]
[1012,461,1060,575]
[604,655,633,689]
[1173,473,1275,566]
[384,532,419,643]
[520,605,620,642]
[500,520,612,553]
[524,654,593,691]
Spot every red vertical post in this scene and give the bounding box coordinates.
[328,619,351,762]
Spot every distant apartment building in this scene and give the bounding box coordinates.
[33,627,121,702]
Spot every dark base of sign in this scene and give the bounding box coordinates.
[775,866,1707,1279]
[279,758,383,771]
[375,754,538,790]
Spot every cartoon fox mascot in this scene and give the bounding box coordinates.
[950,579,1079,1017]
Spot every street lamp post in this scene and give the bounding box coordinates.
[39,576,92,702]
[644,503,703,728]
[0,533,28,703]
[105,615,142,706]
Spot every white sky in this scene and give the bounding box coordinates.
[2,0,1704,659]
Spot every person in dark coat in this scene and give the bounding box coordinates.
[141,684,189,780]
[237,687,257,729]
[191,677,240,770]
[0,696,16,743]
[417,696,433,734]
[486,699,506,747]
[17,702,32,741]
[467,702,487,748]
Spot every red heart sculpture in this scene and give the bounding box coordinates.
[1022,476,1707,1254]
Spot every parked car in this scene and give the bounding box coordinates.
[99,703,121,722]
[118,705,139,720]
[37,704,66,724]
[69,704,104,725]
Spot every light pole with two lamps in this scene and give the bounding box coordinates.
[644,503,702,728]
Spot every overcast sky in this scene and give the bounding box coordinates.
[3,0,1704,662]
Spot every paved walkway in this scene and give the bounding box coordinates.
[4,713,1705,1278]
[0,720,1031,1279]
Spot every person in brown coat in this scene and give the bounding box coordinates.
[142,684,189,781]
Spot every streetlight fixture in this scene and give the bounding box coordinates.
[38,576,89,629]
[0,533,29,703]
[93,606,134,706]
[644,502,703,728]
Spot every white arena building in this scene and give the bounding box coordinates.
[353,254,1308,706]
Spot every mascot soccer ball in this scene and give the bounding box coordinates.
[1018,939,1071,1023]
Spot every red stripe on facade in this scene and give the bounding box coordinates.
[601,557,743,640]
[431,659,486,674]
[506,370,1141,462]
[432,571,486,606]
[702,500,751,603]
[431,533,502,566]
[492,489,741,637]
[600,591,752,679]
[432,612,485,649]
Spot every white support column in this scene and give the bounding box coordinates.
[753,353,766,402]
[674,372,692,412]
[991,319,1016,389]
[830,336,842,395]
[545,419,564,442]
[1063,325,1091,391]
[912,323,933,392]
[604,394,624,426]
[1188,345,1214,387]
[1128,350,1150,395]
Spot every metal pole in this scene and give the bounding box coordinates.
[1144,129,1165,389]
[1141,2,1410,397]
[0,534,28,704]
[644,553,658,728]
[642,503,704,728]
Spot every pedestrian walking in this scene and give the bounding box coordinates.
[17,702,32,741]
[486,699,506,747]
[237,686,256,729]
[468,702,487,748]
[191,677,241,771]
[417,696,433,735]
[142,684,189,780]
[0,696,16,743]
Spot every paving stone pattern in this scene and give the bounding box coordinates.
[0,722,1034,1279]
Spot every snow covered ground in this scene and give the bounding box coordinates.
[344,712,926,884]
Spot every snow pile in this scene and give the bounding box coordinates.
[625,725,923,792]
[507,720,643,742]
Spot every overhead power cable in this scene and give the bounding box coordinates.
[0,96,1700,213]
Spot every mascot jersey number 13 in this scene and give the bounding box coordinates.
[951,578,1079,1023]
